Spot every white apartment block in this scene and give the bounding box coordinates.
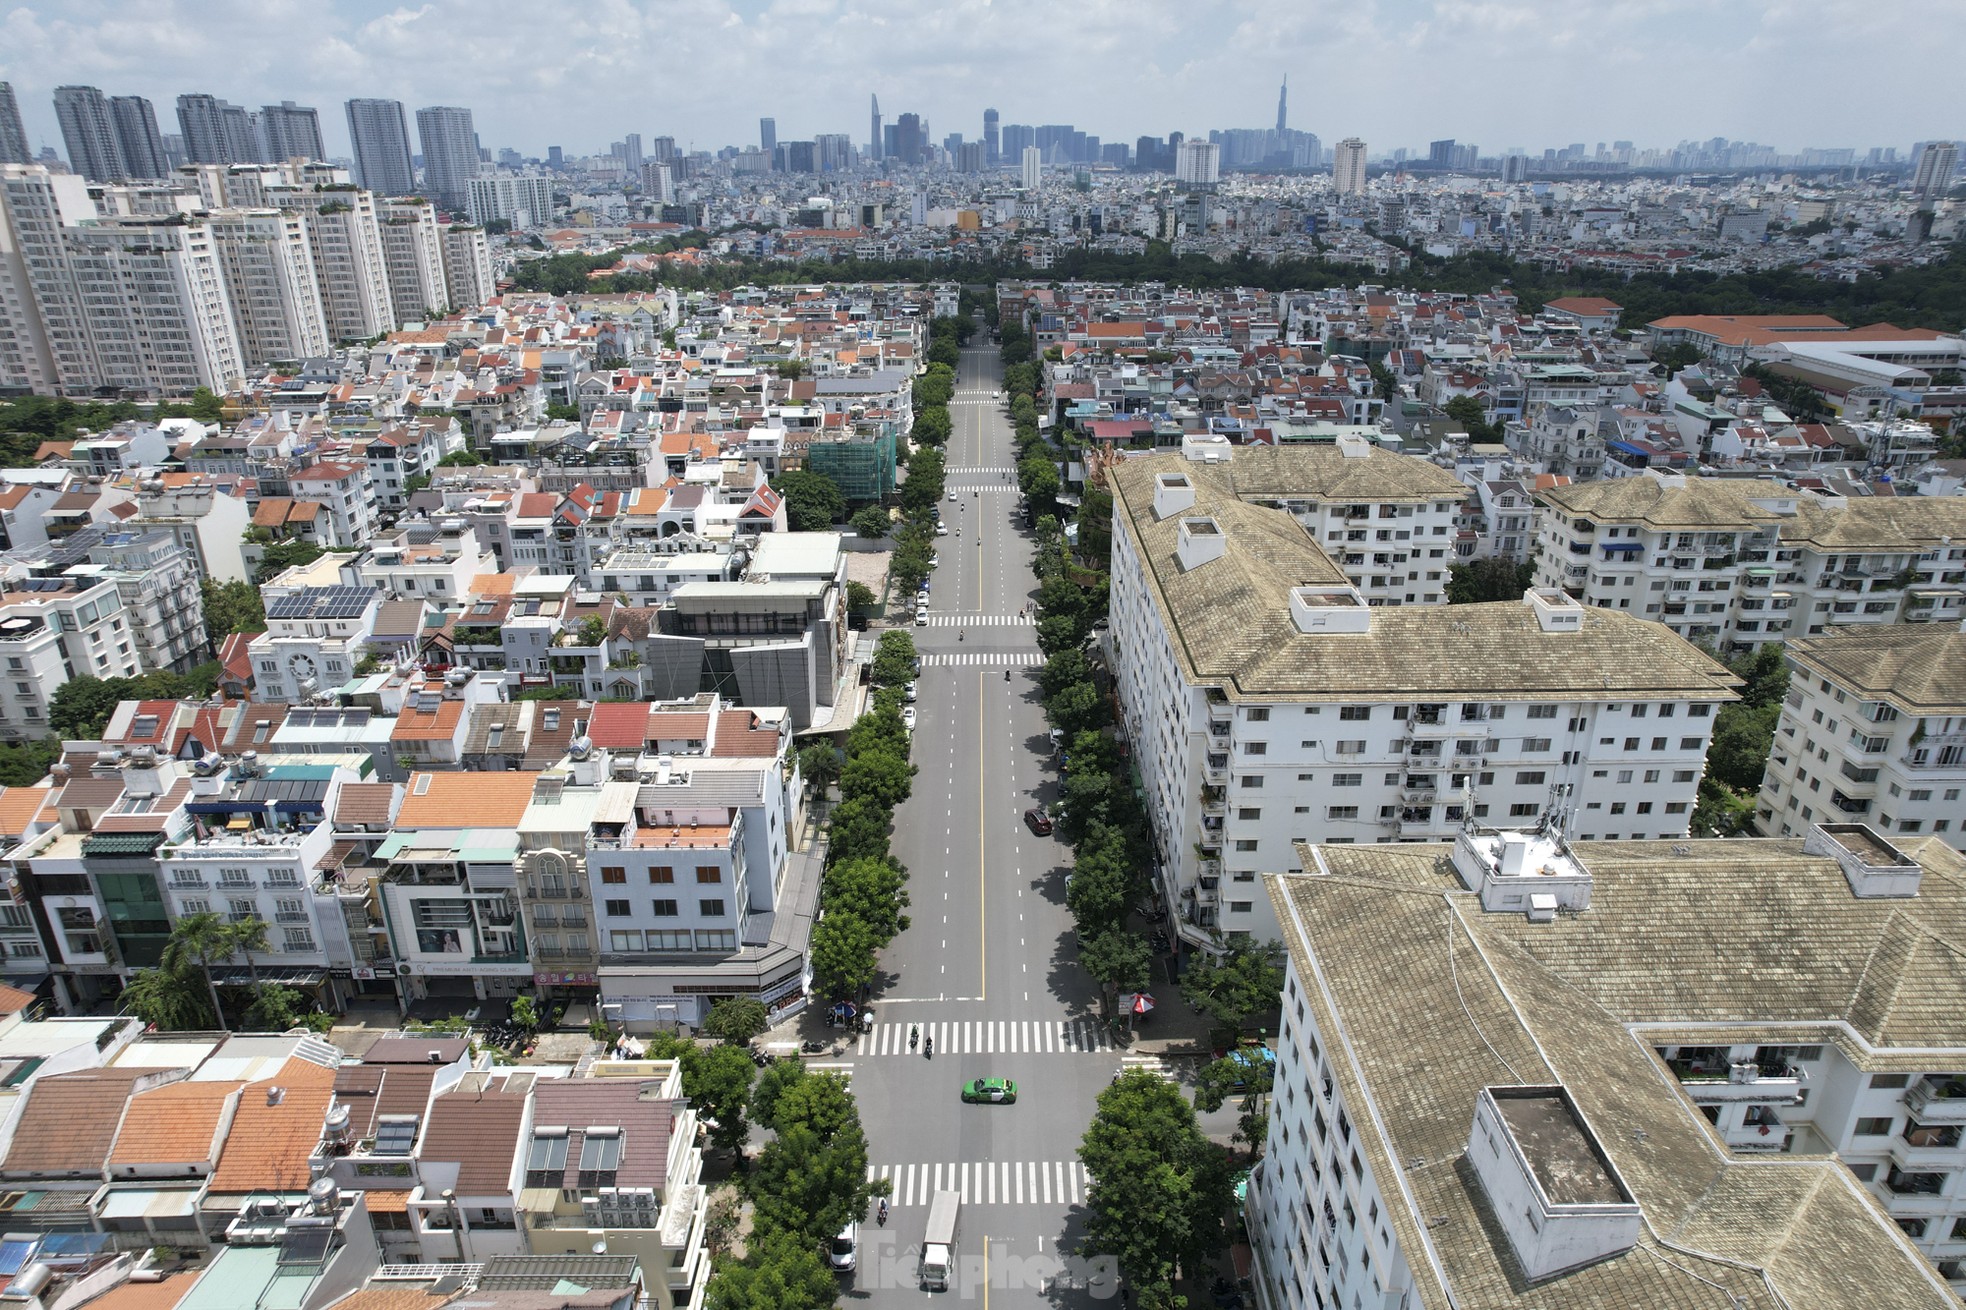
[69,215,245,396]
[1248,825,1966,1310]
[206,207,330,368]
[378,200,450,321]
[128,476,255,582]
[0,576,137,738]
[247,583,382,702]
[37,526,209,673]
[355,521,493,602]
[1107,445,1737,947]
[1536,471,1966,651]
[466,174,554,230]
[269,185,397,341]
[1758,626,1966,853]
[0,164,95,392]
[440,225,493,310]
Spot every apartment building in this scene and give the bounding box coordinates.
[290,461,378,545]
[378,200,450,322]
[1107,443,1738,947]
[440,224,494,310]
[466,174,554,230]
[3,526,207,674]
[247,584,383,703]
[0,576,137,738]
[374,789,532,1007]
[206,207,330,368]
[268,185,397,341]
[1757,625,1966,853]
[126,475,255,582]
[354,521,493,603]
[1248,825,1966,1310]
[1535,471,1966,650]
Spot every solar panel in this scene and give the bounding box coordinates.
[267,586,376,622]
[579,1128,622,1172]
[374,1114,420,1155]
[277,1223,334,1266]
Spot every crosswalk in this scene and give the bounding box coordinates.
[870,1159,1088,1208]
[1120,1053,1184,1080]
[946,465,1018,476]
[857,1018,1117,1056]
[916,613,1034,627]
[919,651,1047,668]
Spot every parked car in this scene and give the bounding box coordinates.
[916,610,929,626]
[902,707,918,731]
[935,523,949,536]
[905,681,919,702]
[1024,807,1053,835]
[961,1077,1018,1104]
[829,1223,857,1272]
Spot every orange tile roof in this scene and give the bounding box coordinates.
[110,1080,242,1166]
[0,983,36,1015]
[361,1188,412,1214]
[70,1272,197,1310]
[0,784,53,837]
[3,1067,148,1173]
[396,771,541,829]
[469,571,519,596]
[207,1059,336,1194]
[391,698,466,741]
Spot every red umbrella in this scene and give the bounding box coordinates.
[1131,993,1156,1016]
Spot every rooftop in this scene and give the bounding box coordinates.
[1786,627,1966,713]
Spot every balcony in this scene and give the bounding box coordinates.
[275,911,311,924]
[1202,755,1228,786]
[1906,1077,1966,1123]
[1724,1107,1790,1153]
[1893,1122,1966,1169]
[1670,1058,1804,1105]
[1885,1167,1949,1198]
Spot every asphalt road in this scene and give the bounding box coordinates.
[841,340,1140,1305]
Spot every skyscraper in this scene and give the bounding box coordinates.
[869,94,882,162]
[415,105,480,212]
[346,99,416,197]
[1021,145,1042,191]
[1332,137,1367,194]
[1912,141,1959,201]
[1427,138,1457,170]
[54,86,127,181]
[1276,76,1288,136]
[621,133,642,177]
[176,94,257,164]
[759,118,776,154]
[0,84,31,165]
[1175,139,1220,186]
[260,101,325,163]
[108,96,170,178]
[983,108,999,167]
[895,113,924,167]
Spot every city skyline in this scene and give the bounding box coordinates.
[0,0,1958,167]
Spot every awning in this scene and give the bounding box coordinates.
[1601,542,1643,553]
[98,1188,200,1221]
[363,1189,412,1214]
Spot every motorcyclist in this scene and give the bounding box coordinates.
[1005,670,1012,682]
[924,1035,933,1057]
[910,1024,920,1050]
[877,1198,889,1226]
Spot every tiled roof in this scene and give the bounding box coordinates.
[333,782,401,828]
[527,1078,676,1190]
[0,983,35,1014]
[109,1079,242,1166]
[586,702,651,749]
[392,698,465,741]
[1,1067,148,1174]
[68,1272,197,1310]
[421,1076,528,1194]
[1786,627,1966,715]
[207,1058,337,1194]
[397,771,541,829]
[0,784,53,837]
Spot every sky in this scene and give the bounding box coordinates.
[2,0,1960,163]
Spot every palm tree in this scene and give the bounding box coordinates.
[229,916,269,991]
[162,911,236,1030]
[120,963,215,1031]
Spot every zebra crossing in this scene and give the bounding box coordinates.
[870,1159,1088,1208]
[919,651,1046,668]
[917,613,1034,627]
[1119,1052,1185,1080]
[857,1018,1117,1056]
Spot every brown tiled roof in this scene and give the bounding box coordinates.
[109,1080,242,1167]
[0,784,52,838]
[362,1035,470,1065]
[208,1058,336,1193]
[0,984,34,1015]
[2,1067,149,1174]
[397,771,540,829]
[528,1079,676,1190]
[334,782,401,828]
[333,1063,438,1142]
[68,1272,197,1310]
[421,1077,528,1194]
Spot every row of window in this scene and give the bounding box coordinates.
[599,865,721,884]
[604,897,726,918]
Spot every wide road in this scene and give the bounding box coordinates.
[842,335,1139,1304]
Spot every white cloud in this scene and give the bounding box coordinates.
[0,0,1955,161]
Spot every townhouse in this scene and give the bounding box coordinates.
[1535,471,1966,650]
[1107,440,1738,948]
[1249,823,1966,1310]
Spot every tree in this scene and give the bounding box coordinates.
[1445,559,1535,605]
[202,578,266,643]
[1706,701,1781,792]
[685,1043,759,1155]
[1080,929,1152,1017]
[910,405,951,446]
[0,737,59,787]
[1045,678,1111,740]
[823,856,911,943]
[161,911,241,1030]
[849,506,891,539]
[809,911,881,1000]
[768,471,847,531]
[823,795,893,867]
[749,1055,811,1129]
[509,995,540,1033]
[253,538,326,584]
[1653,342,1705,374]
[241,982,330,1033]
[1035,612,1088,659]
[1442,394,1501,441]
[748,1074,885,1247]
[49,677,134,742]
[1018,455,1061,515]
[1180,939,1285,1034]
[844,580,877,613]
[1039,649,1094,702]
[871,630,917,686]
[437,450,483,467]
[797,742,843,797]
[838,745,915,810]
[1079,1072,1234,1305]
[701,996,770,1045]
[704,1232,839,1310]
[1068,824,1137,934]
[545,402,581,422]
[775,360,806,380]
[119,961,215,1031]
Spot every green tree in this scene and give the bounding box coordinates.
[253,538,327,584]
[775,360,806,380]
[685,1042,759,1155]
[1180,939,1285,1034]
[50,677,130,740]
[871,630,918,686]
[241,982,331,1033]
[509,995,540,1032]
[797,742,843,799]
[1045,679,1111,741]
[1018,454,1061,515]
[701,997,771,1045]
[809,911,881,1000]
[1445,559,1535,605]
[849,506,891,539]
[1653,342,1705,374]
[769,470,847,531]
[0,737,60,787]
[838,745,915,810]
[1706,701,1781,792]
[823,795,892,867]
[1038,649,1094,702]
[1067,824,1137,933]
[1010,393,1037,427]
[1079,1072,1234,1305]
[161,911,242,1030]
[201,578,266,643]
[118,961,215,1031]
[748,1073,885,1248]
[748,1055,811,1129]
[1442,394,1501,441]
[823,856,911,943]
[545,402,581,422]
[1035,612,1088,660]
[704,1231,839,1310]
[927,335,960,369]
[910,405,952,446]
[1079,929,1152,1018]
[844,580,877,614]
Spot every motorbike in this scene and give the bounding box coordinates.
[801,1039,827,1055]
[909,1025,920,1051]
[924,1036,934,1059]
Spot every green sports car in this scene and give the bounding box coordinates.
[961,1077,1018,1104]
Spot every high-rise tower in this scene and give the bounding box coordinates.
[108,97,170,178]
[259,101,325,163]
[1276,76,1287,136]
[1332,137,1368,194]
[54,85,128,181]
[983,108,1000,168]
[415,105,480,213]
[0,84,31,165]
[870,94,882,163]
[346,99,416,197]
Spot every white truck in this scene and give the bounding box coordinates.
[920,1188,961,1291]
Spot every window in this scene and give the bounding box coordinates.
[1509,803,1537,817]
[604,899,631,917]
[695,929,736,951]
[1680,737,1703,751]
[1326,806,1358,821]
[1242,775,1264,789]
[1237,807,1262,820]
[651,899,678,917]
[1527,704,1557,719]
[1336,740,1366,755]
[1515,771,1546,786]
[1339,706,1372,721]
[1689,704,1712,717]
[1244,741,1267,755]
[1233,839,1259,853]
[600,867,627,884]
[1521,737,1551,752]
[696,866,721,883]
[1871,1073,1911,1089]
[1854,1117,1894,1136]
[284,928,314,951]
[699,898,727,917]
[649,866,674,883]
[1246,707,1270,722]
[610,931,642,951]
[1651,737,1667,751]
[1332,773,1361,787]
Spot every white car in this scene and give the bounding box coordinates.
[948,491,958,502]
[829,1223,857,1272]
[935,523,948,536]
[905,681,919,702]
[916,610,929,625]
[901,707,918,730]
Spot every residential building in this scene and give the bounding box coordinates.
[466,174,555,230]
[375,814,530,1007]
[53,85,126,182]
[3,526,206,674]
[1534,471,1966,650]
[415,106,479,213]
[439,224,493,309]
[1912,141,1958,201]
[345,98,416,197]
[269,185,397,341]
[206,206,331,368]
[0,83,28,165]
[1175,139,1220,186]
[1107,442,1738,948]
[259,101,325,163]
[1331,137,1367,194]
[108,95,171,180]
[126,475,254,583]
[355,522,493,603]
[246,584,382,703]
[64,212,246,396]
[290,461,378,545]
[378,200,449,322]
[175,94,257,165]
[1757,626,1966,852]
[1021,145,1041,192]
[1247,827,1966,1310]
